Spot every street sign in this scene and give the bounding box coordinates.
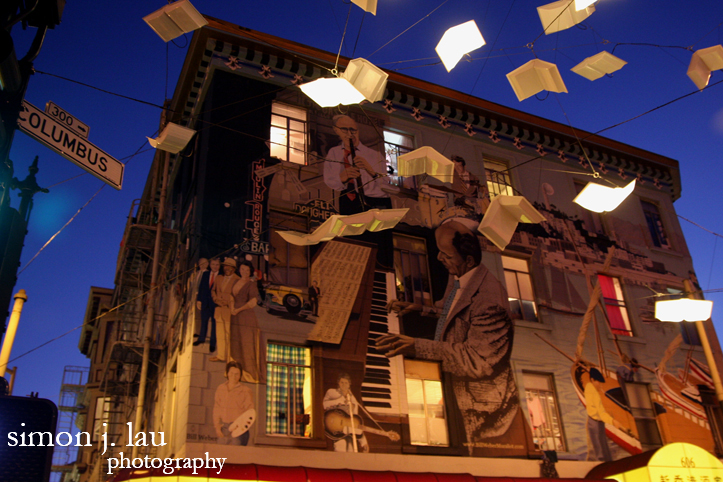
[44,101,90,139]
[17,101,123,190]
[240,238,269,255]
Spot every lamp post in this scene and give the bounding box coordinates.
[0,289,27,378]
[656,280,723,455]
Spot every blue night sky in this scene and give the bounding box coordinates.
[5,0,723,405]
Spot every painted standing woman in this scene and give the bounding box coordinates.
[230,260,260,382]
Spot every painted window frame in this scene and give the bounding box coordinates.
[640,200,671,250]
[502,255,538,322]
[404,359,449,446]
[483,156,514,198]
[393,233,434,307]
[266,342,313,438]
[270,102,308,165]
[384,129,415,188]
[522,371,566,452]
[598,274,633,337]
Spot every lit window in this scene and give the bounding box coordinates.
[627,383,662,451]
[270,103,307,165]
[405,359,448,446]
[484,157,514,198]
[393,234,433,307]
[641,200,671,249]
[523,372,565,451]
[266,343,313,437]
[598,274,632,336]
[502,256,537,322]
[384,130,414,188]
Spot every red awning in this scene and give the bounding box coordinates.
[109,463,604,482]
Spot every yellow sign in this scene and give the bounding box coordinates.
[609,443,723,482]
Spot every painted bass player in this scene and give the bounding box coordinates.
[322,373,399,452]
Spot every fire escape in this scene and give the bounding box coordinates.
[90,197,177,479]
[50,366,89,482]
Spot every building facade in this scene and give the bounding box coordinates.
[71,16,723,482]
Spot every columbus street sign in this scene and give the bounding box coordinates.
[17,101,123,190]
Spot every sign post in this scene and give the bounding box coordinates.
[17,101,123,190]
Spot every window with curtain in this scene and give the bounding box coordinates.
[393,234,433,307]
[266,343,313,437]
[641,200,671,249]
[270,102,307,165]
[484,157,514,198]
[404,359,448,446]
[384,130,414,188]
[523,372,566,451]
[598,274,633,336]
[502,256,537,322]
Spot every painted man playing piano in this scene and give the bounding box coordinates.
[376,220,519,454]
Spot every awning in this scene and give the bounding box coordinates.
[586,443,723,482]
[110,463,601,482]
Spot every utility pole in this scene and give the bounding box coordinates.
[0,0,63,334]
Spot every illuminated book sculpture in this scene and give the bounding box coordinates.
[687,45,723,90]
[143,0,207,42]
[436,20,486,72]
[397,147,454,183]
[537,0,594,34]
[147,122,197,154]
[507,59,567,101]
[278,208,408,246]
[573,179,635,213]
[300,58,388,107]
[571,51,627,81]
[352,0,377,15]
[477,196,545,250]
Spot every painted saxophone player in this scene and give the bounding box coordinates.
[376,220,520,454]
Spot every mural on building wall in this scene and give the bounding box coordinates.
[178,81,717,461]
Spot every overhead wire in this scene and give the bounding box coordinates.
[366,0,450,59]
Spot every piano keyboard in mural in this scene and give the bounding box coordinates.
[361,270,408,415]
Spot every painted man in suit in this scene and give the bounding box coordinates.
[195,258,220,352]
[376,220,518,453]
[323,114,390,214]
[212,258,240,362]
